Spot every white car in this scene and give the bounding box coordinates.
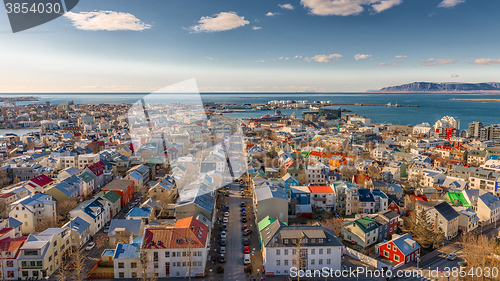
[447,253,457,261]
[104,226,110,233]
[85,242,95,251]
[224,211,229,217]
[220,247,226,254]
[221,231,227,238]
[223,217,228,223]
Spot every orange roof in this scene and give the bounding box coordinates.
[0,236,27,255]
[143,217,208,250]
[308,185,334,193]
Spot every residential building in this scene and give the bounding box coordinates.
[416,201,459,240]
[9,193,57,235]
[102,179,134,208]
[108,219,144,249]
[307,186,335,211]
[0,236,28,280]
[63,216,91,247]
[342,217,379,248]
[377,234,420,265]
[69,197,110,235]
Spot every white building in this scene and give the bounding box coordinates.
[261,221,343,276]
[69,197,110,235]
[9,193,57,235]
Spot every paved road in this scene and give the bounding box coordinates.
[223,181,247,281]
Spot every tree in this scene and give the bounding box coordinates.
[340,166,356,182]
[460,234,500,281]
[34,216,59,233]
[56,199,79,221]
[0,201,8,219]
[367,166,381,180]
[94,232,108,249]
[0,169,10,189]
[291,235,305,281]
[115,230,132,245]
[321,217,343,237]
[411,209,443,249]
[155,193,174,218]
[71,244,88,281]
[139,250,158,281]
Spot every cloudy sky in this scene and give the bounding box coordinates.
[1,0,499,93]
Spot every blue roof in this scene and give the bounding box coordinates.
[358,189,375,202]
[62,175,82,186]
[114,242,141,259]
[84,198,105,219]
[128,171,143,181]
[65,217,90,234]
[8,217,22,228]
[372,190,388,199]
[19,193,56,206]
[126,207,151,218]
[53,182,78,197]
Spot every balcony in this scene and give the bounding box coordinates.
[34,206,45,212]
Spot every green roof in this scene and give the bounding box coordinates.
[485,147,500,153]
[258,216,275,232]
[352,217,378,233]
[103,190,121,204]
[446,192,470,207]
[78,171,94,183]
[301,151,310,158]
[148,157,164,164]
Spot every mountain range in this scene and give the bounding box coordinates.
[377,82,500,93]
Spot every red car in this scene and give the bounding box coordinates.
[242,225,248,231]
[244,246,250,253]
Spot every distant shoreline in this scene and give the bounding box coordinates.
[449,98,500,102]
[377,90,500,94]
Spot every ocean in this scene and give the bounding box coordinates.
[1,92,500,133]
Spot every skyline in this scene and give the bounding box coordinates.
[1,0,500,93]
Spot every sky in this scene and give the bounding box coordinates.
[1,0,500,93]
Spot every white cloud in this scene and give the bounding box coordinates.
[378,62,402,66]
[294,55,303,59]
[354,54,372,60]
[64,11,151,31]
[279,4,295,10]
[473,58,500,65]
[438,0,465,8]
[394,55,408,58]
[189,12,249,33]
[285,57,290,60]
[205,57,214,60]
[451,73,459,77]
[419,58,455,66]
[304,54,342,63]
[252,26,262,30]
[256,60,266,63]
[279,56,284,59]
[266,12,276,16]
[300,0,402,16]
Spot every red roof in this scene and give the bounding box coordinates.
[0,228,13,239]
[0,193,16,199]
[353,174,369,185]
[143,217,208,250]
[309,151,328,158]
[0,236,28,257]
[86,161,106,176]
[308,185,334,193]
[29,174,54,187]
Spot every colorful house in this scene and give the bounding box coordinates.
[377,234,420,264]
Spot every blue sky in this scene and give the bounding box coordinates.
[1,0,500,92]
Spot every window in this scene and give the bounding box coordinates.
[48,256,52,262]
[292,249,297,255]
[276,260,280,266]
[182,262,186,267]
[326,259,331,265]
[118,263,124,268]
[119,272,124,278]
[284,249,288,255]
[319,249,323,255]
[165,251,170,258]
[284,239,288,244]
[276,249,280,255]
[198,251,202,256]
[284,260,288,266]
[394,255,400,262]
[132,272,137,278]
[131,262,137,268]
[7,271,14,278]
[22,271,28,277]
[6,261,13,267]
[182,252,187,257]
[24,214,27,218]
[310,259,315,265]
[177,262,180,267]
[384,251,389,257]
[311,249,315,255]
[24,250,38,256]
[172,252,176,257]
[154,252,159,261]
[198,261,202,266]
[319,259,323,265]
[327,249,331,255]
[292,260,297,265]
[154,262,159,268]
[319,238,324,243]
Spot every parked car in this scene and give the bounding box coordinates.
[242,225,248,231]
[241,211,246,216]
[222,224,227,231]
[219,254,226,263]
[447,253,457,261]
[241,191,244,196]
[223,217,228,223]
[85,242,95,251]
[243,229,252,236]
[104,226,110,233]
[244,246,250,253]
[224,211,229,217]
[220,239,226,246]
[221,231,227,238]
[243,238,250,246]
[241,207,246,212]
[241,216,247,222]
[244,254,251,265]
[220,247,226,254]
[241,202,245,207]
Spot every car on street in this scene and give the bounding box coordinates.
[241,211,246,216]
[223,217,228,223]
[219,254,226,263]
[221,231,227,238]
[241,207,246,212]
[447,253,457,261]
[220,239,226,246]
[244,246,250,253]
[224,211,229,217]
[244,254,251,265]
[241,191,244,196]
[242,225,248,231]
[85,242,95,251]
[222,224,227,231]
[104,226,110,233]
[243,238,250,245]
[241,216,247,222]
[243,229,252,236]
[241,202,245,207]
[220,247,226,254]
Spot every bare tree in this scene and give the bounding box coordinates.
[291,235,306,281]
[72,245,88,281]
[461,234,500,281]
[34,216,60,233]
[367,166,381,180]
[115,230,132,245]
[57,199,79,220]
[340,166,356,182]
[0,169,10,189]
[94,233,108,249]
[139,251,158,281]
[0,201,8,218]
[321,217,343,237]
[155,192,175,218]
